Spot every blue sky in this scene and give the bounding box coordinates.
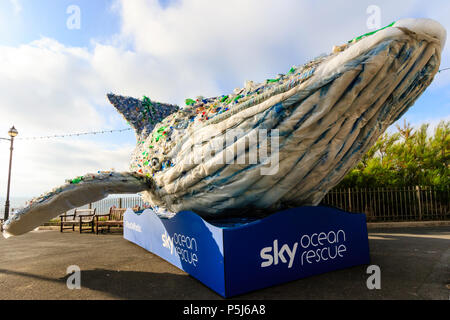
[0,0,449,198]
[0,0,120,47]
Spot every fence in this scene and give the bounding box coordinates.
[2,186,449,223]
[76,186,450,222]
[66,196,146,215]
[45,196,147,223]
[320,186,449,222]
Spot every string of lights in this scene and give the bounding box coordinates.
[15,128,132,141]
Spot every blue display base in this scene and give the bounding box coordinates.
[123,206,370,298]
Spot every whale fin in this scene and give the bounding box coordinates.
[107,93,179,138]
[2,172,153,238]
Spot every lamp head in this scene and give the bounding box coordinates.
[8,126,18,138]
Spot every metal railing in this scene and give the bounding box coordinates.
[73,186,450,222]
[2,186,448,223]
[66,196,147,215]
[320,186,449,222]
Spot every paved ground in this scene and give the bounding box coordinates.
[0,226,448,300]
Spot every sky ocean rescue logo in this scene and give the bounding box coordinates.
[260,230,347,269]
[162,231,199,267]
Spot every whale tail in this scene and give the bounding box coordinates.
[2,172,153,238]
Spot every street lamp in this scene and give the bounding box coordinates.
[3,126,18,221]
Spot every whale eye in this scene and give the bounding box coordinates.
[151,157,161,169]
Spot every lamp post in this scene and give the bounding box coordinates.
[3,126,18,221]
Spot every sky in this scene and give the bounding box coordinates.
[0,0,449,199]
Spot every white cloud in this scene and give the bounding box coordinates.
[0,38,125,198]
[3,139,134,197]
[0,38,105,135]
[9,0,22,14]
[117,0,450,96]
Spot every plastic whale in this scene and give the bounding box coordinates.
[3,18,446,238]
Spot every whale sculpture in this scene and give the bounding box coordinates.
[3,18,446,237]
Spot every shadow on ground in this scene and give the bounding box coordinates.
[60,268,222,300]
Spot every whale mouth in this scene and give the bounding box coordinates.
[393,18,446,50]
[315,18,445,82]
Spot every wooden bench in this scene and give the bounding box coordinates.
[95,208,127,234]
[60,211,78,232]
[77,208,97,234]
[60,208,97,233]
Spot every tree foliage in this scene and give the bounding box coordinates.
[337,120,449,189]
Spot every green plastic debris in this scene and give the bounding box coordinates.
[142,96,153,111]
[185,98,196,106]
[142,96,155,122]
[71,176,83,184]
[157,126,167,133]
[153,126,168,142]
[220,95,229,102]
[287,67,296,74]
[348,21,396,43]
[267,78,281,83]
[143,96,152,105]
